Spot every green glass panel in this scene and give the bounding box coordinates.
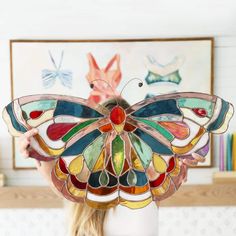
[112,135,124,176]
[62,119,98,142]
[128,133,152,169]
[99,170,109,186]
[178,98,213,116]
[22,100,57,117]
[127,169,137,186]
[83,134,106,171]
[136,118,174,141]
[22,110,28,120]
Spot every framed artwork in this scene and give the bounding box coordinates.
[10,37,214,169]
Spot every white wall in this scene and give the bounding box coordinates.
[0,1,235,235]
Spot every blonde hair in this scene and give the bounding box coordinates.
[69,202,107,236]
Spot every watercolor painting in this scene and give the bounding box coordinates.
[10,38,213,168]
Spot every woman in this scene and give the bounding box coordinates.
[18,98,205,236]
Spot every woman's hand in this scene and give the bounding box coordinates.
[183,153,206,167]
[181,153,206,183]
[19,128,38,158]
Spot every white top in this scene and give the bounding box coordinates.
[103,201,159,236]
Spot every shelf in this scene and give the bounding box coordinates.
[0,186,63,208]
[213,171,236,184]
[160,183,236,207]
[0,184,236,208]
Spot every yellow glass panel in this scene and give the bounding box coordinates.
[131,148,144,171]
[169,157,180,176]
[55,161,67,180]
[68,155,84,175]
[34,134,65,155]
[120,197,152,209]
[151,175,171,196]
[172,127,205,154]
[86,198,119,210]
[153,153,167,173]
[114,123,124,133]
[93,149,105,171]
[67,182,86,198]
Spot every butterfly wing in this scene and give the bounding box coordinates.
[3,94,118,204]
[3,94,109,161]
[125,92,234,201]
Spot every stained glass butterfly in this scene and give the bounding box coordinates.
[2,83,234,209]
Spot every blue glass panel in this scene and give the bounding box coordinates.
[107,173,118,187]
[132,99,181,118]
[61,129,101,156]
[6,103,27,132]
[119,172,129,186]
[89,171,101,187]
[133,128,173,155]
[119,170,147,186]
[133,170,148,186]
[54,100,104,118]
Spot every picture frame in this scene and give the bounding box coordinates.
[10,37,214,169]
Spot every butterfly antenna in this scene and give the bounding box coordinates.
[120,78,143,97]
[89,79,119,105]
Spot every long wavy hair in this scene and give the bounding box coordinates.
[68,97,130,236]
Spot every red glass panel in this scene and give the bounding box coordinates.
[149,173,165,187]
[124,122,136,132]
[29,110,43,119]
[192,108,207,117]
[110,106,126,125]
[70,174,87,189]
[59,158,69,174]
[47,123,76,140]
[167,157,175,172]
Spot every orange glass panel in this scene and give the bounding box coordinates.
[119,184,149,194]
[93,149,106,171]
[87,185,117,195]
[171,127,205,154]
[99,123,113,132]
[151,175,171,196]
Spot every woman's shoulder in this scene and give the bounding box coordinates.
[104,201,159,236]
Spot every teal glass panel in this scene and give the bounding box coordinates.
[22,100,57,118]
[207,99,229,131]
[178,98,213,116]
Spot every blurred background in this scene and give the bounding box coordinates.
[0,0,235,235]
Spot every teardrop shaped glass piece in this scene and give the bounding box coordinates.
[127,169,137,186]
[99,170,109,186]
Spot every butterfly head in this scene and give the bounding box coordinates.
[103,98,129,134]
[90,78,143,134]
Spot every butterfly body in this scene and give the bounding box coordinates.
[3,92,234,209]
